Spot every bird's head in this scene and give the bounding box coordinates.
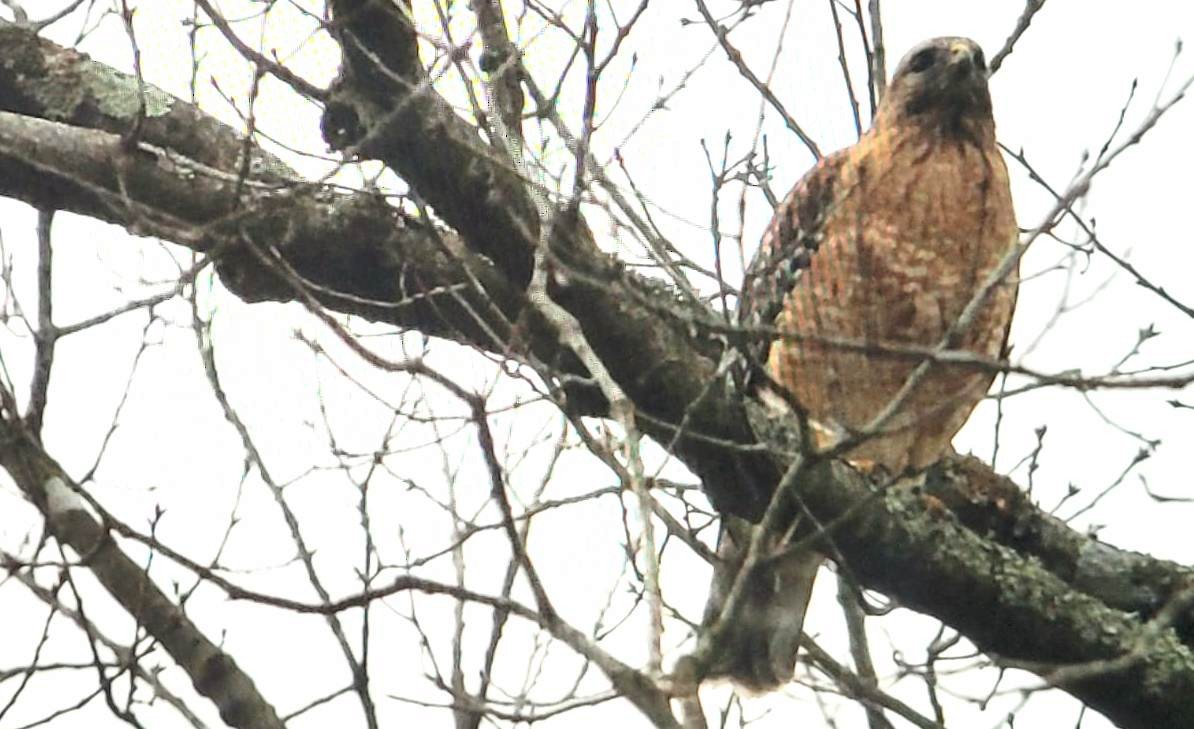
[876,37,994,137]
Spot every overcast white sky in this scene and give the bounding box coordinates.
[1,1,1193,728]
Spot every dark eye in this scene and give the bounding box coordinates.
[906,47,938,73]
[973,48,987,71]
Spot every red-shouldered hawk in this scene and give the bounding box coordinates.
[714,36,1018,690]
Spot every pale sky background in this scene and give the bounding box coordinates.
[1,1,1193,728]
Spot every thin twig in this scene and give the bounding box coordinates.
[989,0,1047,74]
[692,0,822,159]
[24,209,54,437]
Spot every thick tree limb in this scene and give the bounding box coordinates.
[932,455,1194,644]
[0,23,294,181]
[321,0,773,519]
[0,110,607,413]
[782,457,1194,729]
[2,19,1194,729]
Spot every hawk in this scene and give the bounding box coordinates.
[711,37,1018,689]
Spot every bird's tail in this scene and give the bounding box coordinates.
[700,521,822,691]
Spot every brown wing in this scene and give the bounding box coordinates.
[738,150,849,389]
[714,154,854,691]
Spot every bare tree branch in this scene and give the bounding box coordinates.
[2,11,1194,729]
[0,418,286,729]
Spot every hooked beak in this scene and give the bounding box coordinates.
[946,40,986,79]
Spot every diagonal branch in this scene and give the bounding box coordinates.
[0,415,285,729]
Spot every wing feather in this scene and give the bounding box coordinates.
[738,150,850,383]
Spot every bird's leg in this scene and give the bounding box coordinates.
[807,418,886,475]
